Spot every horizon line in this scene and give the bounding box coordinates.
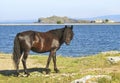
[0,23,120,26]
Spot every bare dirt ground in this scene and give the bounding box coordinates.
[0,54,44,71]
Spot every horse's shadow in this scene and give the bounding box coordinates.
[0,68,50,76]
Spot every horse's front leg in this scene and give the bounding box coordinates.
[52,51,59,73]
[22,51,29,76]
[45,52,52,74]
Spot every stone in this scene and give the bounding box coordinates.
[107,57,120,63]
[71,75,111,83]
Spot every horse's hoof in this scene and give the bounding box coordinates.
[24,72,30,77]
[26,73,30,77]
[14,74,19,77]
[54,69,60,73]
[45,68,51,74]
[14,72,19,77]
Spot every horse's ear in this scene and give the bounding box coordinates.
[71,25,73,30]
[65,25,67,28]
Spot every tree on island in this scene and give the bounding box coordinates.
[57,20,62,24]
[104,19,109,23]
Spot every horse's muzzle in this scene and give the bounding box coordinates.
[66,42,70,45]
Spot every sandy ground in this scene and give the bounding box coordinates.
[0,54,44,71]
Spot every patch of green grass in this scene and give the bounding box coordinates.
[97,77,111,83]
[97,73,120,83]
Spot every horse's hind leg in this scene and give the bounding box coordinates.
[16,54,22,76]
[15,50,23,76]
[22,51,30,76]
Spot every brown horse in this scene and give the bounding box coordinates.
[13,25,74,76]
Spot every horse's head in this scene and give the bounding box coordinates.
[63,25,74,45]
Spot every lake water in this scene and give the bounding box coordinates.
[0,25,120,57]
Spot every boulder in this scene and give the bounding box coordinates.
[71,75,111,83]
[107,57,120,63]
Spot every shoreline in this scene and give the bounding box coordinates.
[1,23,120,26]
[1,50,120,57]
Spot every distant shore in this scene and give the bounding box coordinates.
[1,23,120,26]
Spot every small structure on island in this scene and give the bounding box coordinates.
[91,19,115,23]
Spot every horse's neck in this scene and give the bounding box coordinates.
[49,29,65,45]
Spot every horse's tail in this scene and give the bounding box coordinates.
[12,33,21,69]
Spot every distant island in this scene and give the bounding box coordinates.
[36,15,118,24]
[36,16,90,24]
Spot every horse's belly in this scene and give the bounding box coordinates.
[31,44,51,53]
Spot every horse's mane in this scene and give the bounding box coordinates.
[48,27,65,39]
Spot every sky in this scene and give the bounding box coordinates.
[1,0,120,21]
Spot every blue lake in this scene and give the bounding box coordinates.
[0,25,120,56]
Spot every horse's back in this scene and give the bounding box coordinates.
[17,30,35,36]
